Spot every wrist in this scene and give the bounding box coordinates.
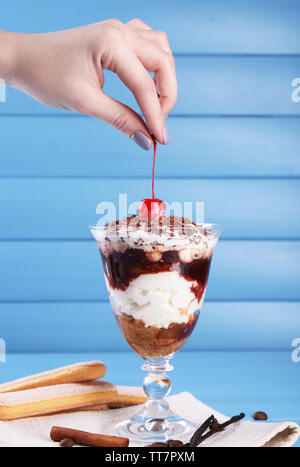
[0,30,18,84]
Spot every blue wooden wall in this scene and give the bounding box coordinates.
[0,0,300,353]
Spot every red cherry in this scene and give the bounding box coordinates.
[138,136,166,220]
[138,198,166,219]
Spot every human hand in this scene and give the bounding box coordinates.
[4,19,177,149]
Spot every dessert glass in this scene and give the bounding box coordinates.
[90,218,222,442]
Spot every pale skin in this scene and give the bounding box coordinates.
[0,19,177,149]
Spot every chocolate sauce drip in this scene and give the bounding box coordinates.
[180,257,212,300]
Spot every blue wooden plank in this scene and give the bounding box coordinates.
[1,117,300,177]
[0,302,299,352]
[0,240,299,301]
[0,352,299,420]
[0,179,299,239]
[0,0,299,54]
[2,56,300,115]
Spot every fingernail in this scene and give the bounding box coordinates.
[163,127,170,144]
[131,132,152,151]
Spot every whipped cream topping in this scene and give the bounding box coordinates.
[91,216,219,256]
[107,271,205,328]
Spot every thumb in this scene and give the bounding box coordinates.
[81,90,153,151]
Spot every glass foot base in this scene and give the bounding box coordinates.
[116,410,197,444]
[114,357,197,444]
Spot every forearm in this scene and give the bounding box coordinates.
[0,29,17,83]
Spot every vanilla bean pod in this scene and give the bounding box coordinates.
[188,415,215,447]
[197,413,245,445]
[218,413,245,430]
[187,413,245,447]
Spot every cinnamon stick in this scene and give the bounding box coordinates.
[50,426,129,447]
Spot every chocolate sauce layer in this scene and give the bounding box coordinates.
[100,248,168,291]
[100,247,212,299]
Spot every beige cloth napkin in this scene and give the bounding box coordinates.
[0,392,298,447]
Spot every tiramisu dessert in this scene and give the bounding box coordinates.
[91,215,218,358]
[91,138,221,441]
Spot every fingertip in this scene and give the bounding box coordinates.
[147,119,167,145]
[131,131,153,150]
[163,126,170,145]
[157,125,170,145]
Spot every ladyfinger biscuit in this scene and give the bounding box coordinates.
[0,361,106,394]
[109,386,147,408]
[50,403,109,416]
[0,381,116,421]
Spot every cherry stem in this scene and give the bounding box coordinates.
[151,136,157,200]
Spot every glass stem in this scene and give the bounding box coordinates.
[141,357,174,432]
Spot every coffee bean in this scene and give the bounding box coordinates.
[167,440,184,447]
[59,438,74,447]
[253,411,268,421]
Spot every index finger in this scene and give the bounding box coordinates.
[112,47,166,144]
